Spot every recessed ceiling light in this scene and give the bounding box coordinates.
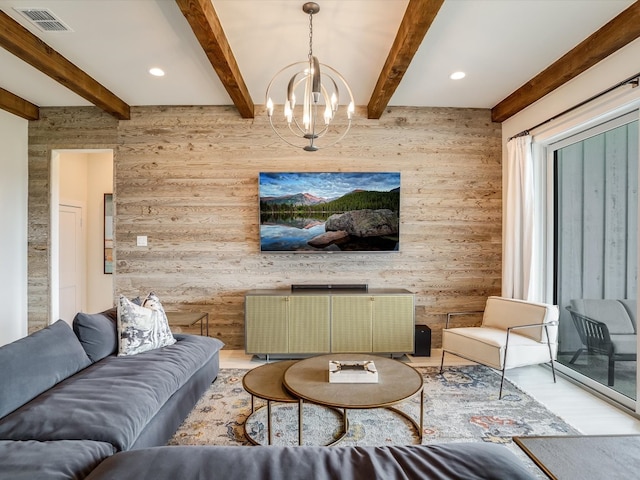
[149,67,165,77]
[450,71,466,80]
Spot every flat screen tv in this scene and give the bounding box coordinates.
[259,172,400,252]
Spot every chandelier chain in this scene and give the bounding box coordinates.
[308,11,313,58]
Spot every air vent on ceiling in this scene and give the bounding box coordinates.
[14,8,72,32]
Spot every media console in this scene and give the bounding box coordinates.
[244,288,415,359]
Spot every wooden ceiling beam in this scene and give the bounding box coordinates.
[0,11,130,120]
[176,0,254,119]
[367,0,445,119]
[492,2,640,123]
[0,87,39,120]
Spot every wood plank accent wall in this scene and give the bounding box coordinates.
[28,108,119,331]
[28,105,502,349]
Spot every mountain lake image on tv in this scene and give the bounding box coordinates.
[259,172,400,252]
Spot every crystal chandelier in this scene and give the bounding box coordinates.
[265,2,355,151]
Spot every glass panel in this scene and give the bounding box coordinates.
[555,119,638,401]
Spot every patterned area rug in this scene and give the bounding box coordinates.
[170,365,579,448]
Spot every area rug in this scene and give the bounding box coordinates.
[514,434,640,480]
[169,365,579,448]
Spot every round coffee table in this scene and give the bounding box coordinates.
[283,353,424,445]
[242,360,348,446]
[242,360,298,445]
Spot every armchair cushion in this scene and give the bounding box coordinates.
[443,327,556,370]
[482,296,559,342]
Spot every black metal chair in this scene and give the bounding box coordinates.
[565,306,636,386]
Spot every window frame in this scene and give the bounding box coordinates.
[534,104,640,411]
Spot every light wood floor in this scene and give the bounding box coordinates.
[220,348,640,435]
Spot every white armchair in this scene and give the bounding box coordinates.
[439,296,559,398]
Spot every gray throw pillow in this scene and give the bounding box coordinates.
[73,308,118,362]
[0,320,91,418]
[117,293,176,356]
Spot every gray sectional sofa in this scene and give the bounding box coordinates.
[0,312,536,480]
[84,443,537,480]
[0,311,223,479]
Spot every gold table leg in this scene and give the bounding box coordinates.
[267,400,272,445]
[245,397,349,446]
[385,387,424,443]
[419,387,424,442]
[298,398,304,446]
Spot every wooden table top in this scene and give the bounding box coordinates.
[283,354,423,409]
[242,360,298,403]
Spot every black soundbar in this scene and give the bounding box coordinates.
[291,284,368,291]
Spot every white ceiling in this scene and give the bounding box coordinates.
[0,0,635,111]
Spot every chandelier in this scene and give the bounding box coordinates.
[265,2,355,151]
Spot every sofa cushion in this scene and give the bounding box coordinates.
[0,320,91,419]
[84,443,537,480]
[117,294,175,356]
[610,334,637,355]
[0,335,223,451]
[0,440,115,480]
[73,308,118,362]
[570,299,635,335]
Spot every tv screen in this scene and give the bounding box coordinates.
[259,172,400,252]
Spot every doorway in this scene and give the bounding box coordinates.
[51,149,114,323]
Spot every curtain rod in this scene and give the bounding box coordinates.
[508,71,640,142]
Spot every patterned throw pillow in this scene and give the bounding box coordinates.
[142,292,176,343]
[117,292,176,356]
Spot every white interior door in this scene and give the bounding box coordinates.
[59,204,85,324]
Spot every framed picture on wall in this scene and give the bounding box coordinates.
[104,193,113,274]
[258,172,401,252]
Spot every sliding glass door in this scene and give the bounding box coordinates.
[552,112,638,405]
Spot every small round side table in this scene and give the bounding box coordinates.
[242,360,298,445]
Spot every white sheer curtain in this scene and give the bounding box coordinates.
[503,135,534,300]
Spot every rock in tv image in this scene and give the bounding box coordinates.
[259,172,400,252]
